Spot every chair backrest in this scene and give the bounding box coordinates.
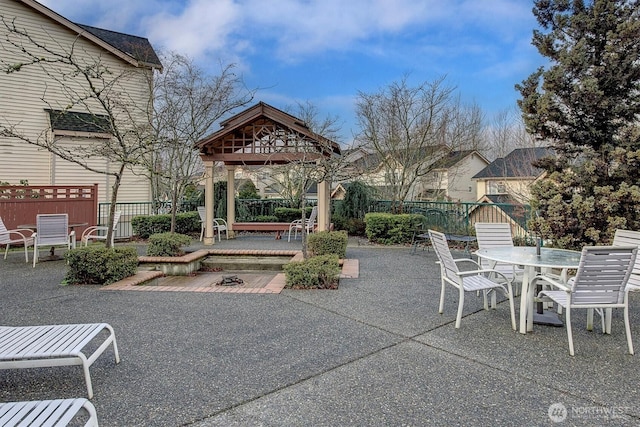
[308,206,318,223]
[428,229,461,285]
[0,217,9,244]
[474,223,515,249]
[197,206,206,223]
[112,211,122,230]
[613,229,640,290]
[570,246,637,305]
[36,214,69,245]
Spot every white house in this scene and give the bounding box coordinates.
[0,0,162,203]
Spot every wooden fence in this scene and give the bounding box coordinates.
[0,185,98,239]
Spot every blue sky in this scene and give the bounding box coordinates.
[41,0,545,144]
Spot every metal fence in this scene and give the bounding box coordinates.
[99,199,533,239]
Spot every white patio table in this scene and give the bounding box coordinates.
[475,246,581,334]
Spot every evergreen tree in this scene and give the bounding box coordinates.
[516,0,640,249]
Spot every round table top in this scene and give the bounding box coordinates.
[475,246,582,270]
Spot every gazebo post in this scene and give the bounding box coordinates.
[317,179,330,232]
[226,165,236,238]
[203,161,215,245]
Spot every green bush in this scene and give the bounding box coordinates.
[364,212,424,245]
[64,245,138,285]
[147,232,192,257]
[250,215,279,222]
[132,212,201,238]
[333,215,366,236]
[308,230,348,258]
[274,207,314,222]
[283,254,340,289]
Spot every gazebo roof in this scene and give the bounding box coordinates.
[195,102,341,166]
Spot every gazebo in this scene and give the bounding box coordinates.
[195,102,341,244]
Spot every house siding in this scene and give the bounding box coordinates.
[0,0,153,202]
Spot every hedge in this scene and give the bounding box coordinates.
[364,212,424,245]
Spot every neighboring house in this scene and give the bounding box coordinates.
[341,147,487,202]
[472,147,553,204]
[415,150,489,202]
[0,0,162,203]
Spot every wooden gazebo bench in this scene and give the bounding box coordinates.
[232,222,293,239]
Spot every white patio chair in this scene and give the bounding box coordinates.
[288,206,317,242]
[81,211,122,246]
[534,245,637,356]
[474,222,524,295]
[613,229,640,292]
[0,216,34,263]
[582,229,640,333]
[197,207,228,242]
[32,213,75,267]
[0,398,99,426]
[429,229,516,330]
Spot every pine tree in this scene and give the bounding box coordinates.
[516,0,640,248]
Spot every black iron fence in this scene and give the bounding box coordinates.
[99,199,533,239]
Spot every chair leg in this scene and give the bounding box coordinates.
[438,279,446,314]
[4,244,9,260]
[200,225,204,242]
[624,305,634,355]
[605,308,613,334]
[23,244,29,263]
[566,307,575,356]
[32,246,38,267]
[507,286,516,331]
[455,288,465,329]
[586,308,594,331]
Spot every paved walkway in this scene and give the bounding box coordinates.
[1,234,639,426]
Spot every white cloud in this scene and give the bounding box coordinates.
[142,0,241,59]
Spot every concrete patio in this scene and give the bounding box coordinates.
[1,234,639,426]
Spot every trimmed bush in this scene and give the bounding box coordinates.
[283,254,340,289]
[64,245,138,285]
[333,216,366,236]
[364,212,424,245]
[274,207,314,223]
[147,232,192,257]
[250,215,279,222]
[308,230,348,258]
[132,211,200,238]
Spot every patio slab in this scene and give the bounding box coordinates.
[1,235,639,426]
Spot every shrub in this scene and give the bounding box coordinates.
[251,215,279,222]
[147,232,192,257]
[283,254,340,289]
[308,230,348,258]
[364,212,424,245]
[132,212,200,238]
[333,215,366,236]
[64,245,138,285]
[274,207,314,222]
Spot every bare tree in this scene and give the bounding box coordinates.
[354,75,480,211]
[0,17,155,247]
[148,53,255,232]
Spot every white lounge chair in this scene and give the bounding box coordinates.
[534,245,637,356]
[0,323,120,398]
[429,229,516,330]
[0,216,34,263]
[288,206,317,242]
[33,214,75,267]
[82,211,122,246]
[0,398,98,426]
